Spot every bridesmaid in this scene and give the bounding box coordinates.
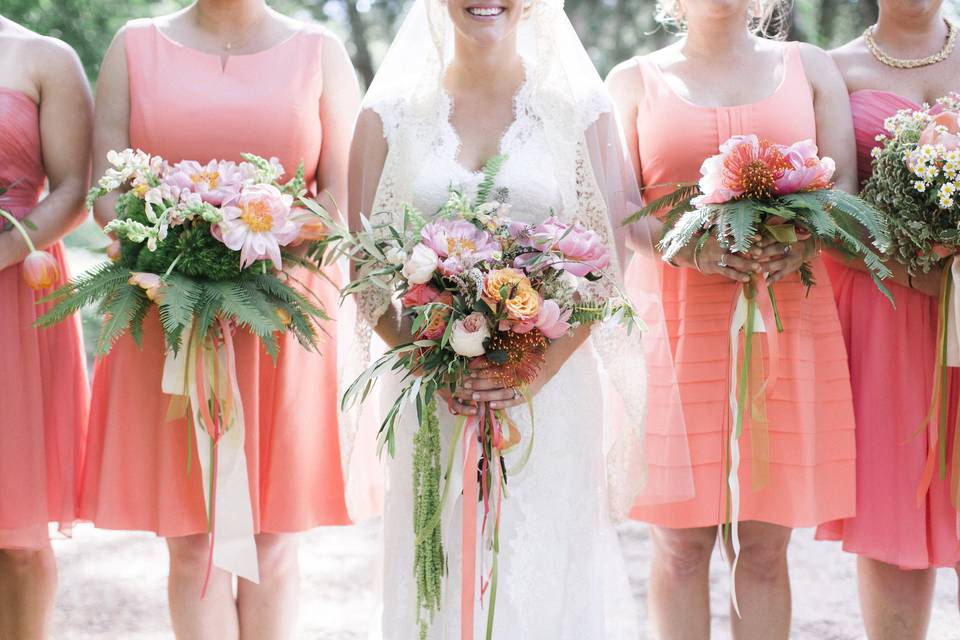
[608,1,858,637]
[81,0,359,637]
[0,15,91,640]
[815,1,960,638]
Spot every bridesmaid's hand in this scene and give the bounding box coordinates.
[762,237,819,285]
[674,234,760,283]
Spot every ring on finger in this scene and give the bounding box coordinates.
[783,245,792,256]
[718,253,728,268]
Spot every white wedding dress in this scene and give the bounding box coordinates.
[368,73,638,640]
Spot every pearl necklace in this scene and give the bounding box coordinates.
[864,19,956,69]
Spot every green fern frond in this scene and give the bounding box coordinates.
[207,281,280,358]
[474,154,507,207]
[36,262,132,328]
[623,182,700,227]
[95,284,147,354]
[659,207,713,261]
[718,200,759,253]
[157,273,202,344]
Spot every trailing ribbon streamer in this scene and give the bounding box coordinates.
[161,320,260,591]
[719,277,781,617]
[916,257,960,535]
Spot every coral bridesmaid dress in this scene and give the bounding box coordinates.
[79,19,349,535]
[628,43,857,528]
[816,90,960,569]
[0,89,89,547]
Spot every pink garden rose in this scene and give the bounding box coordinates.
[420,219,500,276]
[449,311,491,357]
[213,184,299,270]
[919,111,960,151]
[774,139,835,195]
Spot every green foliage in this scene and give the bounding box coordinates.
[413,395,444,639]
[474,154,507,208]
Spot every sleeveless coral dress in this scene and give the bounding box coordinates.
[816,90,960,569]
[628,43,857,528]
[0,89,89,548]
[79,19,349,535]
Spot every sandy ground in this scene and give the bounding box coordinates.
[51,521,960,640]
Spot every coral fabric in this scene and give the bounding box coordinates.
[79,20,349,535]
[0,88,89,548]
[816,90,960,569]
[627,44,857,528]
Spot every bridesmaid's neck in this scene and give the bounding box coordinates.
[682,14,754,60]
[447,36,524,96]
[192,0,269,33]
[873,8,948,56]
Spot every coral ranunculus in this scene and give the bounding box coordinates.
[23,250,60,290]
[214,184,299,270]
[420,291,454,340]
[402,283,443,308]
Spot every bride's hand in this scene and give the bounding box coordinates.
[448,360,522,416]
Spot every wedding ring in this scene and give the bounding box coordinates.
[718,254,728,268]
[783,245,792,256]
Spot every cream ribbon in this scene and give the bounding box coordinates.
[945,259,960,367]
[161,322,260,584]
[722,289,767,617]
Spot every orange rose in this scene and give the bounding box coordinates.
[482,268,527,306]
[504,283,541,321]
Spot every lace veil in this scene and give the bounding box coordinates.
[343,0,693,518]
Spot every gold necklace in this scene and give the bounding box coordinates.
[864,19,956,69]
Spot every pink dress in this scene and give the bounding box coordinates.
[0,88,89,548]
[628,44,857,528]
[816,90,960,569]
[79,19,350,535]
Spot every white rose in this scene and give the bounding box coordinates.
[385,246,407,265]
[449,312,490,357]
[401,244,439,284]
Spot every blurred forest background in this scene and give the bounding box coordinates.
[3,0,959,88]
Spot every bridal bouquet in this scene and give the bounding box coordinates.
[342,158,636,639]
[624,134,890,611]
[863,93,960,506]
[0,182,61,290]
[37,149,337,588]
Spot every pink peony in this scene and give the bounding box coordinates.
[919,111,960,151]
[164,160,246,206]
[774,139,835,195]
[534,299,572,340]
[521,218,610,278]
[213,184,299,270]
[420,219,500,276]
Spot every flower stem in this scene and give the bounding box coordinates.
[0,208,38,253]
[164,252,184,277]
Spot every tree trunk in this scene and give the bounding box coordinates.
[344,0,375,88]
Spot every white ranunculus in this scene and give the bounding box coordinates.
[385,246,407,265]
[449,312,491,357]
[401,244,439,284]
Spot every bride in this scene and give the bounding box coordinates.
[345,0,692,637]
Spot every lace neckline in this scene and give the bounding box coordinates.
[439,59,534,177]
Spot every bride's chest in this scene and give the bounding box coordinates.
[407,111,563,223]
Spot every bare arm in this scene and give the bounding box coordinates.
[90,27,131,229]
[0,38,92,270]
[315,30,361,222]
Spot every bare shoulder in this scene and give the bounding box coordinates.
[2,28,85,94]
[605,56,643,100]
[796,41,839,75]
